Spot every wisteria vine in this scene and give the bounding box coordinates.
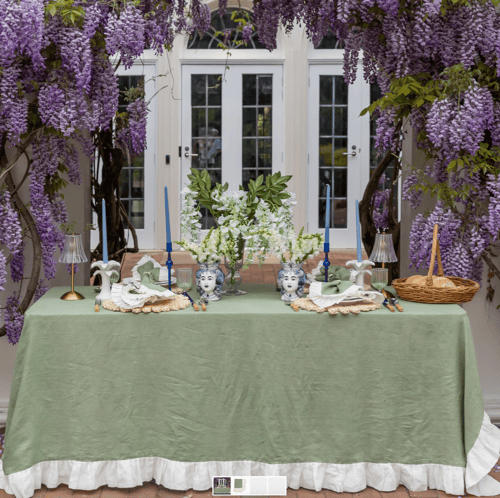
[3,0,500,345]
[0,0,218,344]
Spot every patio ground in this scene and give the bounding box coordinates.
[1,252,499,498]
[0,470,499,498]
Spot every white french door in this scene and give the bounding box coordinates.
[307,64,370,248]
[91,62,157,250]
[181,64,283,229]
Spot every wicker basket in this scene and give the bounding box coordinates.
[392,224,480,304]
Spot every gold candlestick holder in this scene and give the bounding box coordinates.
[59,234,88,300]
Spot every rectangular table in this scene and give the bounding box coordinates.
[1,285,500,497]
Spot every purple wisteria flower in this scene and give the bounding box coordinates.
[0,250,6,292]
[5,294,24,345]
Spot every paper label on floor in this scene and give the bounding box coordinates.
[212,476,287,495]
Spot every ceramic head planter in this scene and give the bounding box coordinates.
[196,262,225,301]
[277,262,306,302]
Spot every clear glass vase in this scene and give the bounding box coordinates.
[223,256,247,295]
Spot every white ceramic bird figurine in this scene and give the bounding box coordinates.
[92,260,121,304]
[346,259,375,289]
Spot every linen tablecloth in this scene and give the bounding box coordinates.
[1,284,499,497]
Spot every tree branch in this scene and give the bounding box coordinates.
[119,200,139,252]
[0,130,39,188]
[9,150,32,196]
[482,251,500,281]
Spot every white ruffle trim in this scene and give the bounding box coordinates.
[1,412,499,498]
[466,412,500,496]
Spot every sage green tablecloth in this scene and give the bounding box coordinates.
[2,285,485,477]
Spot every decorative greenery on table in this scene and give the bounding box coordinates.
[177,168,323,269]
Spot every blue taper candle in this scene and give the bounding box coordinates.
[164,186,173,289]
[323,184,331,282]
[164,186,172,252]
[356,200,362,262]
[102,199,108,264]
[324,184,330,245]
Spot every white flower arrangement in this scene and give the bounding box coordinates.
[176,227,225,264]
[179,187,202,244]
[177,178,320,268]
[271,227,323,264]
[179,187,294,268]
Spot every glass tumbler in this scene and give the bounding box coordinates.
[176,268,193,292]
[372,268,389,292]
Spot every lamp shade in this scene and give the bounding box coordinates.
[369,233,398,263]
[59,234,88,264]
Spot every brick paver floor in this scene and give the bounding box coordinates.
[2,257,500,498]
[0,473,500,498]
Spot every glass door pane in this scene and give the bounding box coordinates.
[118,75,145,230]
[318,75,348,230]
[242,74,273,189]
[190,74,222,229]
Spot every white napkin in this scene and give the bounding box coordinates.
[308,281,385,309]
[111,283,175,310]
[131,255,174,283]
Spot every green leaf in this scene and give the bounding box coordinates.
[276,175,292,184]
[255,174,264,187]
[48,3,56,16]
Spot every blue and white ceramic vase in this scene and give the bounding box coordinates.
[277,262,306,302]
[196,261,225,301]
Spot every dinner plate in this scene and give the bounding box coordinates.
[122,277,177,285]
[340,296,369,304]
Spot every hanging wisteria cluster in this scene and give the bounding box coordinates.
[308,0,500,284]
[250,0,500,284]
[3,0,500,344]
[0,0,215,344]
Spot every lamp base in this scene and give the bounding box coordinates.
[60,290,85,301]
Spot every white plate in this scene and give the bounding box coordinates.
[340,296,368,304]
[122,277,177,285]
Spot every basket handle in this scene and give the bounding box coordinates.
[426,224,444,286]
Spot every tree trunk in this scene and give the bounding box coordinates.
[359,140,401,282]
[91,128,139,265]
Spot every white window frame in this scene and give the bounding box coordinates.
[307,62,371,248]
[91,58,158,251]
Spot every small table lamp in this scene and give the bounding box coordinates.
[369,232,398,268]
[59,234,88,300]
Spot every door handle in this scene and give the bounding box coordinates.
[185,153,199,157]
[342,151,357,157]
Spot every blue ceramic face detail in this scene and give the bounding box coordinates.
[277,263,306,302]
[196,263,225,301]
